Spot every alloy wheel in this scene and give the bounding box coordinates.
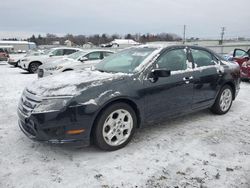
[102,109,133,146]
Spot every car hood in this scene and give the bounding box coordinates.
[24,54,49,59]
[26,70,130,97]
[41,58,76,69]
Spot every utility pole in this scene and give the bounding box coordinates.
[220,27,226,54]
[183,25,186,44]
[220,27,225,45]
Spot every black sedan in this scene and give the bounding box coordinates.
[18,45,241,151]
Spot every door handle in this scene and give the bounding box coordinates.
[183,76,193,84]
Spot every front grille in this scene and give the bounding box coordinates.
[38,69,44,78]
[18,89,42,116]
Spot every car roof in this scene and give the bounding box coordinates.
[132,44,218,56]
[51,47,83,50]
[82,49,114,53]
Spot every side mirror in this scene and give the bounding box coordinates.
[79,56,88,62]
[149,69,171,82]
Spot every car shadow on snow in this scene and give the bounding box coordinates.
[20,71,33,74]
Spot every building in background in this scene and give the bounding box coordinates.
[0,41,36,53]
[101,39,140,48]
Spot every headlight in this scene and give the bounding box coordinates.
[32,97,72,113]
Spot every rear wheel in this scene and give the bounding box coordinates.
[94,103,137,151]
[28,62,41,73]
[210,85,233,115]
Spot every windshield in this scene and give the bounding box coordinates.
[43,49,53,55]
[26,50,43,56]
[67,51,87,60]
[95,47,156,73]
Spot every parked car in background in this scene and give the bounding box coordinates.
[19,47,81,73]
[18,45,240,151]
[8,50,43,67]
[241,59,250,81]
[8,53,27,67]
[38,50,114,78]
[0,48,9,61]
[224,48,250,80]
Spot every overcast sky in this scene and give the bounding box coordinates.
[1,0,250,39]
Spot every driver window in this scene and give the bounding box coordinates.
[52,49,63,56]
[156,49,187,71]
[87,52,101,60]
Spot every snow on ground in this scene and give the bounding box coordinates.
[0,62,250,188]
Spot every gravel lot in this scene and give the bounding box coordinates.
[0,62,250,188]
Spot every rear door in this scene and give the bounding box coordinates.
[190,47,221,109]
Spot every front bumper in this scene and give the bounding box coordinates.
[8,59,19,66]
[17,89,96,147]
[0,57,8,61]
[240,68,250,79]
[18,108,91,147]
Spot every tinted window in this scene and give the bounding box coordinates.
[191,49,215,67]
[64,49,77,55]
[156,49,187,71]
[87,52,101,60]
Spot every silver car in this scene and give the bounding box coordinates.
[38,50,114,78]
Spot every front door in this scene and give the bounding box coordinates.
[143,47,194,123]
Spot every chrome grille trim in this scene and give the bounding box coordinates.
[19,89,42,116]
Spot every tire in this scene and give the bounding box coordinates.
[94,102,137,151]
[210,85,233,115]
[28,62,41,73]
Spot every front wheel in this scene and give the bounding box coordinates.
[28,62,41,73]
[94,103,137,151]
[210,85,233,115]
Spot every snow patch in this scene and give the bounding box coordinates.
[26,70,128,97]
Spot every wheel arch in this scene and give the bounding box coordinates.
[90,98,141,142]
[222,81,236,100]
[28,61,42,67]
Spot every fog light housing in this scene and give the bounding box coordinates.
[66,129,85,135]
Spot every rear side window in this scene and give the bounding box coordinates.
[191,49,215,67]
[64,49,77,55]
[156,49,187,71]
